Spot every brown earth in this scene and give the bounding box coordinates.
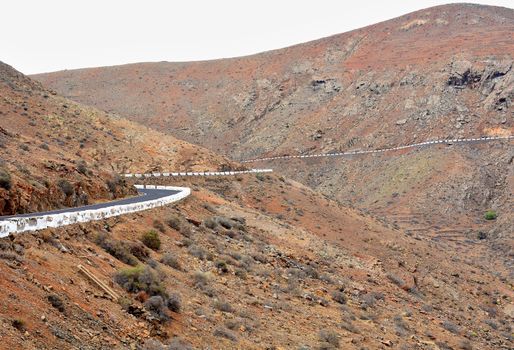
[0,62,231,216]
[1,172,513,349]
[0,56,511,350]
[0,3,512,350]
[33,3,514,258]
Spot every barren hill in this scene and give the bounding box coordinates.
[35,4,514,252]
[0,61,230,216]
[5,60,514,349]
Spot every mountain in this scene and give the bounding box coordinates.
[2,59,514,348]
[0,61,230,215]
[35,4,514,259]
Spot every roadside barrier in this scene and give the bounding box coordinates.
[241,135,514,163]
[0,186,190,237]
[0,168,275,237]
[123,168,273,178]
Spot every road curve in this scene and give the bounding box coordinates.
[0,186,190,237]
[0,188,178,220]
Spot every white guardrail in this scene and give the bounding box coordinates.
[122,168,273,178]
[0,186,190,238]
[241,135,514,163]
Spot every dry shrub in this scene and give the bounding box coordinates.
[141,230,161,250]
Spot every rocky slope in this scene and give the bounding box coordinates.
[34,4,514,247]
[1,59,511,349]
[2,167,513,349]
[0,60,512,349]
[0,61,229,216]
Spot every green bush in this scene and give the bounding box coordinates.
[114,265,167,298]
[484,210,497,220]
[141,230,161,250]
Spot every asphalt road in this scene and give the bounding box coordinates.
[0,188,179,220]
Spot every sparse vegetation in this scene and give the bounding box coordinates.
[166,215,192,237]
[57,179,74,196]
[152,219,166,233]
[160,253,181,270]
[48,294,65,312]
[166,215,182,230]
[386,273,405,287]
[76,160,89,175]
[106,175,123,194]
[213,300,234,313]
[12,319,26,331]
[167,293,181,313]
[144,295,168,322]
[188,245,207,260]
[215,260,229,273]
[0,168,12,190]
[331,291,347,304]
[141,230,161,250]
[192,271,211,288]
[203,217,218,229]
[319,329,340,348]
[484,210,497,220]
[114,265,166,298]
[213,327,237,342]
[95,232,139,266]
[442,320,460,334]
[216,216,233,229]
[168,338,193,350]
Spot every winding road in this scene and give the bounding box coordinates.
[0,134,512,237]
[0,169,274,237]
[0,186,191,237]
[0,188,178,220]
[241,135,514,163]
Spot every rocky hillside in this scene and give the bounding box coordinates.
[34,4,514,261]
[0,62,229,215]
[3,60,513,349]
[2,163,514,349]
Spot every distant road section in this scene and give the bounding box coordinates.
[0,186,190,237]
[123,168,273,178]
[241,135,514,163]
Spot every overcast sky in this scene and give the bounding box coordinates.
[2,0,512,74]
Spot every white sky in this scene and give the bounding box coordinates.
[1,0,512,74]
